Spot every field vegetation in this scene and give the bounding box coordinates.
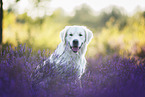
[1,4,145,97]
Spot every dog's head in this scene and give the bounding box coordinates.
[60,26,93,53]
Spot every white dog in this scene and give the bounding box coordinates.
[44,26,93,80]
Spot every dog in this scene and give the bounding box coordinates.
[32,26,93,87]
[42,26,93,80]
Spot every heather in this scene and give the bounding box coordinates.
[0,45,145,97]
[1,1,145,97]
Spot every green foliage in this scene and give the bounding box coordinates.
[3,4,145,57]
[69,4,96,28]
[96,11,145,56]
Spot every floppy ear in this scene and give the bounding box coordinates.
[60,26,70,43]
[83,26,93,44]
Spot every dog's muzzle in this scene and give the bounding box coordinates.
[70,39,82,53]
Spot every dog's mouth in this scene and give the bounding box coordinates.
[70,43,83,53]
[70,46,81,53]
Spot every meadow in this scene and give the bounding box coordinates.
[0,44,145,97]
[1,4,145,97]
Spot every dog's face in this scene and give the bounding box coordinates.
[66,27,86,53]
[60,26,93,53]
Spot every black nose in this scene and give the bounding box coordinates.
[73,39,78,46]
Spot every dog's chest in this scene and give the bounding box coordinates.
[52,53,84,78]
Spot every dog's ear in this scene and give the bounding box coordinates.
[83,26,93,44]
[60,26,70,43]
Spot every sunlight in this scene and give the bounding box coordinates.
[2,0,145,55]
[3,0,53,19]
[50,0,145,15]
[3,0,15,10]
[1,0,145,96]
[3,0,145,18]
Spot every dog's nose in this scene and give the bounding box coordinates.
[73,39,78,46]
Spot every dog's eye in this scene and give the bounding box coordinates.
[69,34,73,36]
[79,34,83,36]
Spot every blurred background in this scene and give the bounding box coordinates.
[1,0,145,57]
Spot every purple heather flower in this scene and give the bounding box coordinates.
[0,44,145,97]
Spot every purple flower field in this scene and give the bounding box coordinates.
[0,45,145,97]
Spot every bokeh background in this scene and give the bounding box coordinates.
[1,0,145,57]
[1,1,145,97]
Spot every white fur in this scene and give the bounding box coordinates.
[45,26,93,79]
